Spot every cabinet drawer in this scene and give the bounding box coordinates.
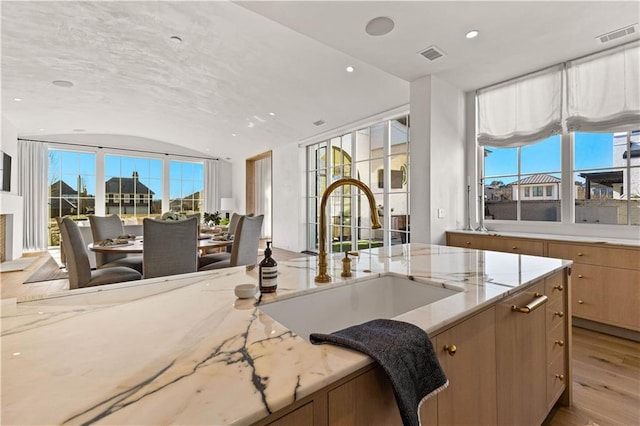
[446,233,487,249]
[548,242,640,270]
[544,271,565,304]
[480,237,544,256]
[573,264,640,331]
[547,353,566,409]
[546,298,565,331]
[547,321,565,362]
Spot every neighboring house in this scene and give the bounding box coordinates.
[169,191,202,212]
[105,171,155,215]
[49,179,95,217]
[511,174,561,201]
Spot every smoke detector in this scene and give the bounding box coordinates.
[596,24,638,44]
[419,45,446,61]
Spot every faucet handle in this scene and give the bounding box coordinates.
[341,251,359,277]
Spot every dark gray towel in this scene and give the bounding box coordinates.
[310,319,448,426]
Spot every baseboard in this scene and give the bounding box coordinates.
[573,317,640,342]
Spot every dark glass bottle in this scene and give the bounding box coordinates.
[259,241,278,293]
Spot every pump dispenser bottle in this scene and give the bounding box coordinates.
[259,241,278,293]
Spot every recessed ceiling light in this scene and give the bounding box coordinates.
[13,98,22,102]
[269,112,275,116]
[170,36,182,44]
[232,133,237,137]
[465,30,479,39]
[52,80,74,87]
[72,128,85,132]
[39,128,45,131]
[346,66,355,73]
[248,122,255,128]
[365,17,395,36]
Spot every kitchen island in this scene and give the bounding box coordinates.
[1,243,572,425]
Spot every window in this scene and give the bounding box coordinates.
[169,160,204,215]
[305,114,410,253]
[484,135,561,222]
[546,186,553,197]
[574,131,639,225]
[105,155,162,218]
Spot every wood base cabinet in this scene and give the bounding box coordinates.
[447,231,639,332]
[257,272,570,426]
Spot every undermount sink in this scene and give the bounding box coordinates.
[258,275,462,342]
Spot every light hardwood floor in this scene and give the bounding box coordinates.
[546,327,640,426]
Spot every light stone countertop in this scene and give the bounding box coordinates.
[0,243,571,425]
[447,229,640,247]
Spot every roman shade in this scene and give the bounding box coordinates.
[566,40,640,132]
[477,65,563,147]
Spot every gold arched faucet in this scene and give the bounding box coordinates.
[315,178,382,283]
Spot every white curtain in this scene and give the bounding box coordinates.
[17,139,48,251]
[203,159,219,213]
[477,65,563,147]
[566,41,640,132]
[255,156,272,238]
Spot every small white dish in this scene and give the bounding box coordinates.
[234,284,257,299]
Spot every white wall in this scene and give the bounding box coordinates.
[0,116,24,260]
[410,76,466,244]
[271,143,305,252]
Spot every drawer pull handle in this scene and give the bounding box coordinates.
[578,274,583,278]
[553,285,564,291]
[512,246,517,249]
[465,241,471,245]
[578,300,584,304]
[554,340,564,347]
[577,252,583,256]
[554,311,564,318]
[444,344,457,356]
[555,374,565,380]
[511,293,548,314]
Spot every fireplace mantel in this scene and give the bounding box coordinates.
[0,193,23,261]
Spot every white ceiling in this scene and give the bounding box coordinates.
[2,1,638,162]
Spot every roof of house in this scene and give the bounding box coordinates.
[105,173,154,195]
[513,174,561,185]
[49,179,78,196]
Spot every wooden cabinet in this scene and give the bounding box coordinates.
[434,307,497,425]
[448,231,640,332]
[256,272,569,426]
[446,232,544,256]
[496,281,548,426]
[548,242,640,332]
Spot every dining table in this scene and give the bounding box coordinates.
[88,235,233,256]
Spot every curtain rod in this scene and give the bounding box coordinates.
[476,38,639,93]
[18,137,219,161]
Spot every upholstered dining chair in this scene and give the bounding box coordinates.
[59,217,142,289]
[199,215,264,271]
[143,217,199,279]
[88,214,143,273]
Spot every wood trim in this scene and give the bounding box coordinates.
[245,150,272,216]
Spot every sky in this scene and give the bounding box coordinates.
[484,133,615,184]
[48,152,204,199]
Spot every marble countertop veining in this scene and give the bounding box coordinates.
[0,243,571,425]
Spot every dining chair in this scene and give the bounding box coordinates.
[88,214,143,273]
[199,215,264,271]
[59,217,142,289]
[143,216,199,279]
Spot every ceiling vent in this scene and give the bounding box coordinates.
[419,45,446,61]
[313,120,325,126]
[597,23,638,44]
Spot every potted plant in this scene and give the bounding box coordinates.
[203,211,222,226]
